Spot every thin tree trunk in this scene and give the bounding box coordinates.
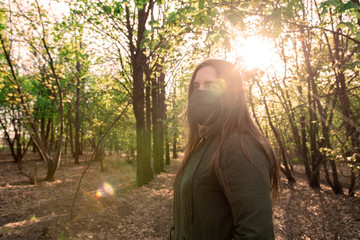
[297,86,312,179]
[158,72,165,171]
[337,72,359,196]
[164,97,170,165]
[165,137,170,164]
[74,49,81,165]
[171,86,178,160]
[255,79,296,183]
[300,33,321,188]
[151,75,160,174]
[0,118,17,162]
[172,131,178,159]
[264,100,296,183]
[68,109,74,157]
[248,83,264,134]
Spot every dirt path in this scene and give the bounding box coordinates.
[0,152,359,239]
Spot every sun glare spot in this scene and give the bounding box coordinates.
[235,36,278,71]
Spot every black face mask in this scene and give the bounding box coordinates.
[188,90,221,126]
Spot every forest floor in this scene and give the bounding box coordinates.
[0,151,360,240]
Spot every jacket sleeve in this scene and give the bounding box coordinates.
[220,141,275,240]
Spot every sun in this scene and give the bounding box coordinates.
[233,35,279,71]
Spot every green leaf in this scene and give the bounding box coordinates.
[203,15,213,25]
[355,33,360,42]
[114,3,123,16]
[199,0,205,9]
[319,0,341,14]
[0,23,6,30]
[149,19,160,27]
[339,1,360,13]
[327,0,341,7]
[206,0,214,6]
[207,8,217,18]
[226,10,244,26]
[336,21,355,31]
[356,12,360,20]
[102,5,111,14]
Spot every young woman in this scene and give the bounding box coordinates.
[171,59,280,240]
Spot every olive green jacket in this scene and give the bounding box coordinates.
[172,133,274,240]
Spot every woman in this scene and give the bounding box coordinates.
[171,59,280,240]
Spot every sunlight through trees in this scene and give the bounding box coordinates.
[1,0,359,194]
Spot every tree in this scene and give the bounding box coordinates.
[1,0,65,180]
[71,0,211,185]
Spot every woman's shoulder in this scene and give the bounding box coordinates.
[224,131,260,152]
[221,131,269,171]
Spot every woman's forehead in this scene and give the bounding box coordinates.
[194,66,217,82]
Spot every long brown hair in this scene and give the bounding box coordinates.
[175,59,280,200]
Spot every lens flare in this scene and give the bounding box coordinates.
[103,182,115,196]
[96,182,115,198]
[96,190,103,198]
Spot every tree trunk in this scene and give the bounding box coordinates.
[150,71,165,173]
[171,86,178,160]
[248,83,264,134]
[45,160,57,181]
[337,72,359,196]
[322,159,334,189]
[133,60,153,186]
[68,111,75,156]
[300,35,321,188]
[158,72,165,171]
[64,132,67,155]
[165,136,170,164]
[146,75,154,172]
[95,144,105,172]
[172,131,178,159]
[126,3,155,186]
[74,55,81,165]
[297,86,312,180]
[164,97,170,165]
[80,130,84,155]
[257,80,296,183]
[264,105,295,183]
[330,159,343,194]
[151,76,160,174]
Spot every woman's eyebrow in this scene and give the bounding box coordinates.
[204,80,217,84]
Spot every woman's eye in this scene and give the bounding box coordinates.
[192,84,199,91]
